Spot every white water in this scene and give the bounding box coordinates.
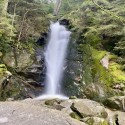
[36,22,71,99]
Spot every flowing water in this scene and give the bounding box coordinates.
[36,22,71,99]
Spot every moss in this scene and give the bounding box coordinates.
[91,48,113,87]
[69,96,77,99]
[84,117,94,125]
[109,62,125,84]
[0,64,7,76]
[79,44,93,85]
[103,98,121,110]
[79,44,113,90]
[0,52,3,57]
[91,48,107,60]
[70,112,81,120]
[45,99,59,106]
[100,121,109,125]
[85,31,102,48]
[108,54,118,61]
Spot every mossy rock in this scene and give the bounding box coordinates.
[103,99,121,110]
[70,112,81,120]
[69,96,77,99]
[83,117,109,125]
[0,64,7,76]
[91,48,113,87]
[0,52,3,57]
[109,62,125,85]
[45,99,60,106]
[102,96,124,110]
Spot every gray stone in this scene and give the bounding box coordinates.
[0,101,87,125]
[103,96,125,111]
[70,99,108,118]
[82,117,108,125]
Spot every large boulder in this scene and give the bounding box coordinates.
[20,98,125,125]
[103,96,125,111]
[0,64,12,96]
[70,99,108,118]
[106,109,125,125]
[82,117,109,125]
[0,101,87,125]
[31,99,108,119]
[3,50,34,69]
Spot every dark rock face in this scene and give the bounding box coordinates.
[36,33,48,46]
[59,19,70,26]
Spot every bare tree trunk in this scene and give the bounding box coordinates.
[17,10,29,42]
[9,3,18,67]
[1,0,9,16]
[53,0,62,16]
[10,4,17,42]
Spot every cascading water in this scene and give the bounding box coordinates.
[36,22,71,99]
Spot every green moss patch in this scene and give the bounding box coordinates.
[91,48,113,86]
[0,64,7,76]
[109,62,125,84]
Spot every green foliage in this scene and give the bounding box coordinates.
[91,48,113,86]
[109,62,125,85]
[8,0,51,38]
[0,17,13,53]
[64,0,125,53]
[70,112,81,120]
[100,121,109,125]
[61,0,125,91]
[0,64,7,76]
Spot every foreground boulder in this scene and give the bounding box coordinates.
[103,96,125,111]
[1,98,125,125]
[0,101,86,125]
[70,99,108,118]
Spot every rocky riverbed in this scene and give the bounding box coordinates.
[0,98,125,125]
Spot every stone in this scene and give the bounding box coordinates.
[0,117,8,123]
[69,96,77,99]
[82,117,109,125]
[36,33,47,46]
[59,19,70,26]
[84,84,106,99]
[44,99,65,110]
[20,99,125,124]
[0,51,3,57]
[103,96,125,111]
[3,50,34,69]
[100,53,109,69]
[6,98,14,101]
[0,101,87,125]
[106,109,125,125]
[70,99,108,118]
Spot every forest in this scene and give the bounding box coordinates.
[0,0,125,125]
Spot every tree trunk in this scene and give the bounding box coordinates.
[53,0,62,16]
[0,0,9,16]
[9,3,18,67]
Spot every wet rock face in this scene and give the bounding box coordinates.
[1,47,46,100]
[59,19,70,26]
[36,33,48,46]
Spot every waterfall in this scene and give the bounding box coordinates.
[36,22,71,99]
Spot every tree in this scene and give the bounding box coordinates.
[0,0,9,16]
[53,0,62,16]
